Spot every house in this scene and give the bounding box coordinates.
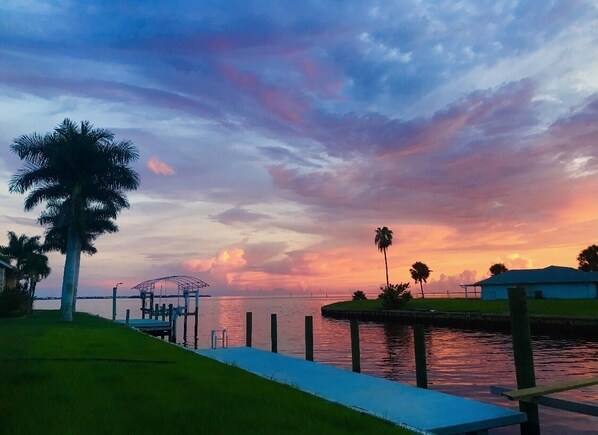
[471,266,598,300]
[0,259,17,293]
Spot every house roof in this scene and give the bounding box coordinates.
[0,259,14,270]
[474,265,598,286]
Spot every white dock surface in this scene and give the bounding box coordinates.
[196,347,525,435]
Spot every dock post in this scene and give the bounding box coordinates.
[350,319,360,373]
[168,304,174,342]
[161,303,166,321]
[112,287,117,321]
[154,303,159,320]
[246,312,252,347]
[305,316,314,361]
[171,308,178,344]
[149,293,154,317]
[194,291,199,341]
[141,292,146,319]
[271,314,278,353]
[414,325,428,388]
[125,309,130,325]
[508,286,540,435]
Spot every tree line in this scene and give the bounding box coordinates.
[370,226,598,301]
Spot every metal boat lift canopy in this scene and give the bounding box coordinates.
[131,275,210,294]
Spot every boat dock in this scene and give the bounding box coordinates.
[196,346,526,435]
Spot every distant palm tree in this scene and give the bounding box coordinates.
[9,119,139,321]
[375,227,393,287]
[0,231,51,312]
[489,263,508,276]
[410,261,432,299]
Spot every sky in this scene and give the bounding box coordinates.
[0,0,597,297]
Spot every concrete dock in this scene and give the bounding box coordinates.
[196,346,525,434]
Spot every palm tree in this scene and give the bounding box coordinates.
[9,119,139,321]
[41,201,118,311]
[374,227,393,287]
[0,231,51,312]
[410,261,431,299]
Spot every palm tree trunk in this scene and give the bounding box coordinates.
[28,278,37,313]
[383,248,389,287]
[420,281,425,299]
[60,225,81,322]
[71,249,82,313]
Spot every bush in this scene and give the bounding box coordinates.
[0,285,28,317]
[378,283,412,309]
[352,290,368,301]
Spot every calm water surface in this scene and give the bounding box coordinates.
[36,296,598,434]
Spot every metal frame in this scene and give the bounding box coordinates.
[131,275,209,294]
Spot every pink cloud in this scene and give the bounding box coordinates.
[147,156,176,175]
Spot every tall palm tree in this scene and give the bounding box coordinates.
[0,231,51,312]
[374,226,393,287]
[41,201,118,310]
[9,119,139,321]
[410,261,432,299]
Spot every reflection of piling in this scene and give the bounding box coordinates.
[414,325,428,388]
[246,312,253,347]
[271,314,278,353]
[508,286,540,435]
[350,319,360,373]
[305,316,314,361]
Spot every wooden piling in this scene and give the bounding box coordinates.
[350,319,360,373]
[168,304,174,343]
[161,303,166,321]
[141,293,146,319]
[194,292,199,340]
[246,312,252,347]
[414,325,428,388]
[125,309,130,325]
[154,303,159,320]
[149,293,154,317]
[112,287,117,321]
[508,286,540,435]
[271,313,278,353]
[305,316,314,361]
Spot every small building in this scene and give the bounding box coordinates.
[471,266,598,300]
[0,259,18,293]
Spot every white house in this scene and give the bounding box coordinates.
[470,266,598,300]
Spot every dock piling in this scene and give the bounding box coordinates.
[414,325,428,388]
[305,315,314,361]
[154,303,159,320]
[168,304,176,343]
[112,287,117,321]
[350,319,360,373]
[161,304,166,321]
[125,309,130,325]
[508,286,540,435]
[246,312,253,347]
[271,313,278,353]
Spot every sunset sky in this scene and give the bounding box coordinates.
[1,1,597,297]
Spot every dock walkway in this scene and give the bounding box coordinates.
[196,347,525,434]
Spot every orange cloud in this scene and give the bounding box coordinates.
[147,156,176,175]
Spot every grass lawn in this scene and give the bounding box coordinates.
[325,298,598,317]
[0,311,409,435]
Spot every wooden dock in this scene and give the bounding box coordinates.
[196,346,526,435]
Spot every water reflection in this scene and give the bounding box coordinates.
[35,297,598,434]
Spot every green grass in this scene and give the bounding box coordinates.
[0,311,409,435]
[325,298,598,317]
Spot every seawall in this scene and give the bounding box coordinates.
[321,307,598,336]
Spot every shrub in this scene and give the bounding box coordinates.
[378,283,412,309]
[0,285,28,317]
[352,290,368,301]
